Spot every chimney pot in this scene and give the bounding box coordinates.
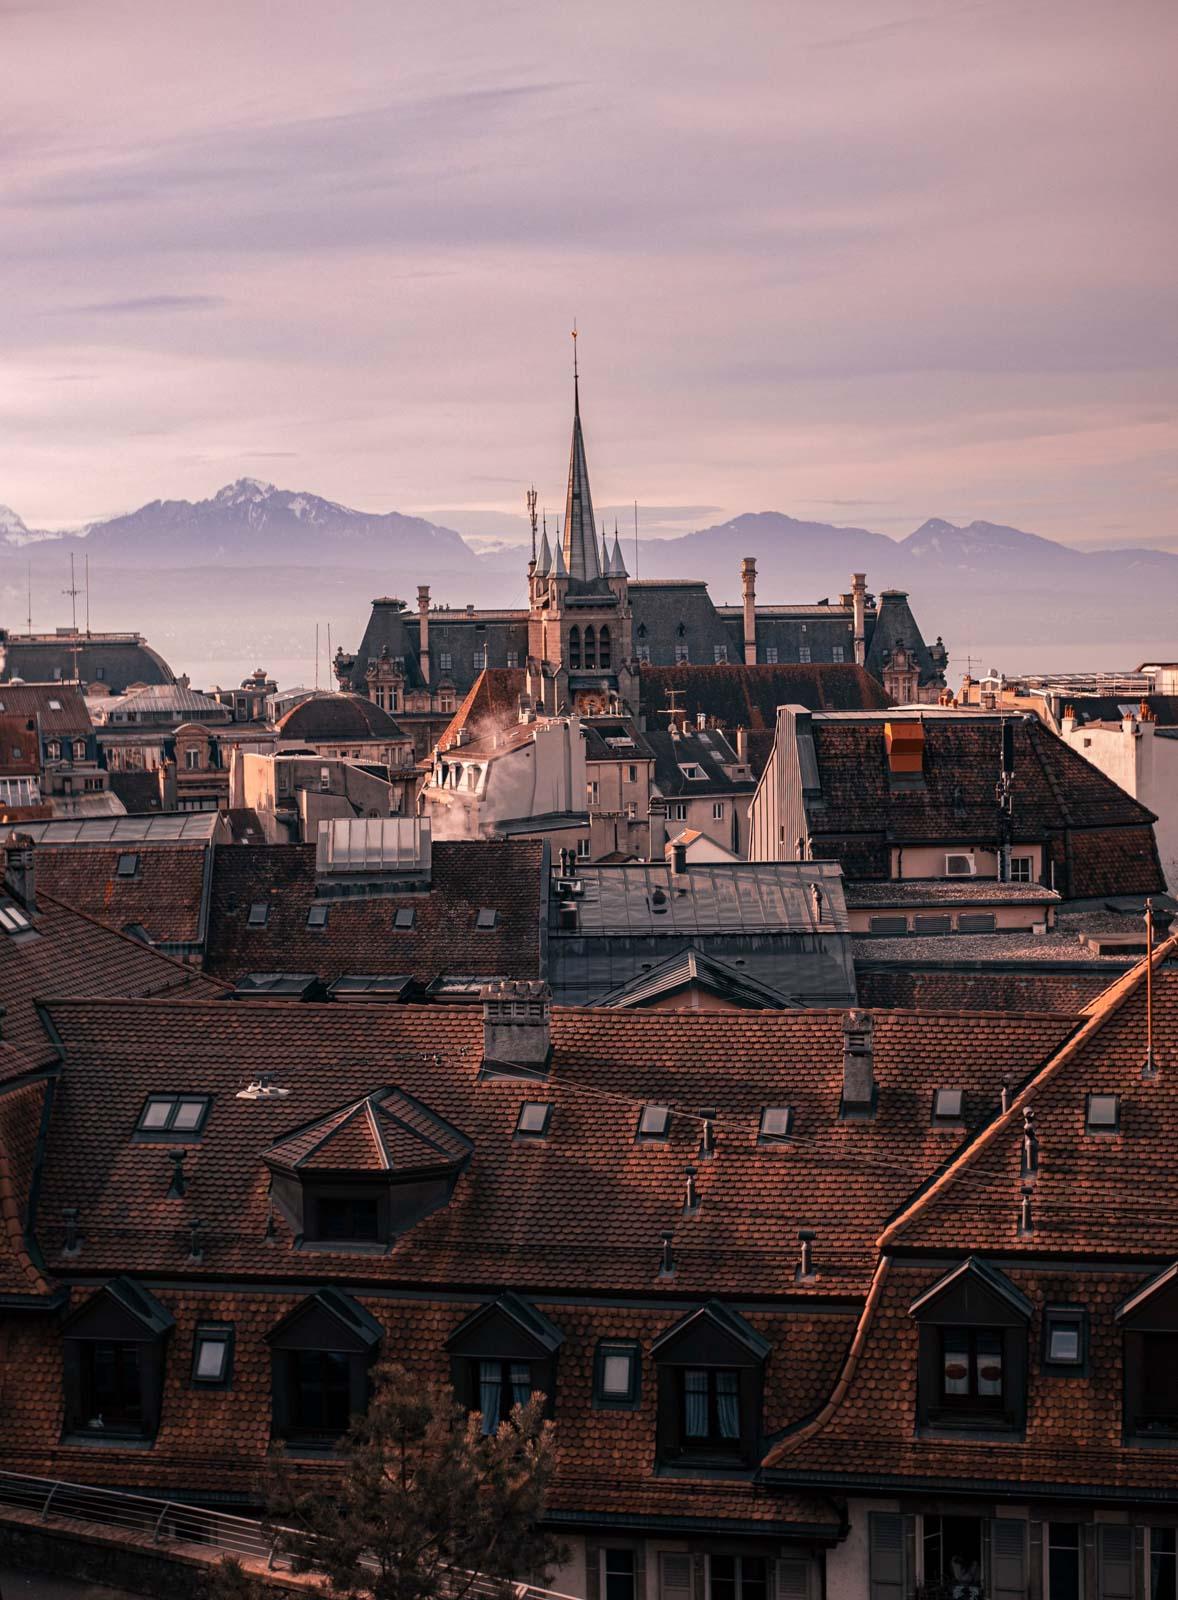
[659,1230,675,1277]
[1021,1107,1039,1179]
[167,1150,188,1198]
[61,1207,80,1257]
[481,979,552,1075]
[698,1114,716,1159]
[842,1010,875,1115]
[797,1227,817,1280]
[684,1167,699,1213]
[1018,1187,1033,1236]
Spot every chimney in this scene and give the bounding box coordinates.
[811,882,824,924]
[1021,1107,1039,1179]
[842,1010,875,1115]
[671,840,689,881]
[4,832,36,913]
[481,980,552,1075]
[417,586,431,684]
[851,573,867,667]
[741,557,757,665]
[796,1228,816,1282]
[735,724,748,764]
[659,1230,675,1277]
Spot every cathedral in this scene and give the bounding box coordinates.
[335,371,948,745]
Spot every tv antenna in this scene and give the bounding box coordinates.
[526,485,538,562]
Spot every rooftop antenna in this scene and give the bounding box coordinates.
[526,485,538,563]
[26,560,32,633]
[315,622,320,690]
[1143,898,1158,1079]
[85,553,91,635]
[327,621,332,680]
[62,552,80,632]
[634,500,639,579]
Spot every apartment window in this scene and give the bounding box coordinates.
[709,1555,768,1600]
[636,645,651,663]
[674,644,690,663]
[185,748,200,770]
[626,764,638,783]
[713,644,728,664]
[1152,1529,1178,1600]
[682,1367,741,1449]
[473,649,487,670]
[914,913,952,936]
[601,1550,636,1600]
[670,802,688,821]
[764,647,778,664]
[625,801,637,820]
[475,1359,534,1433]
[47,740,61,760]
[712,802,725,820]
[1048,1523,1082,1600]
[594,1341,641,1408]
[588,781,600,805]
[576,837,591,859]
[439,691,455,713]
[439,653,452,672]
[958,912,997,933]
[799,646,811,663]
[868,914,908,935]
[660,1554,693,1600]
[832,646,845,663]
[939,1327,1004,1410]
[1010,855,1034,882]
[506,651,518,669]
[78,1343,145,1433]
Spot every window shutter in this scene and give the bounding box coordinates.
[869,1512,907,1600]
[775,1557,810,1600]
[1097,1526,1134,1600]
[659,1552,693,1600]
[990,1518,1028,1599]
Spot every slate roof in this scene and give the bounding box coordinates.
[640,663,891,729]
[33,843,212,951]
[33,998,1076,1296]
[275,693,409,743]
[803,713,1165,896]
[204,841,545,986]
[599,946,801,1010]
[863,589,939,685]
[106,770,163,813]
[646,728,753,798]
[1,635,175,693]
[1066,695,1178,727]
[0,891,221,1083]
[0,683,92,740]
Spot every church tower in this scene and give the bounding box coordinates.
[527,337,635,716]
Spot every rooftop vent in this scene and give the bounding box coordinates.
[236,1076,292,1101]
[315,816,432,888]
[841,1010,875,1116]
[481,979,551,1076]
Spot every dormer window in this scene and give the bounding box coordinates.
[445,1294,563,1435]
[268,1289,382,1446]
[62,1278,173,1442]
[651,1302,768,1468]
[910,1257,1030,1435]
[1117,1263,1178,1440]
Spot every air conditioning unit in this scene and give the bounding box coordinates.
[945,853,977,877]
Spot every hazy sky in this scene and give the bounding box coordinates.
[2,0,1175,547]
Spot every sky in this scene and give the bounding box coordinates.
[2,0,1176,549]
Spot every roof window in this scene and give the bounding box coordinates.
[758,1106,793,1143]
[306,902,329,929]
[192,1323,234,1386]
[636,1104,671,1142]
[515,1102,552,1138]
[476,907,498,930]
[932,1088,964,1123]
[394,906,416,930]
[0,903,32,935]
[135,1094,211,1139]
[1086,1093,1120,1133]
[247,901,269,927]
[1043,1306,1086,1369]
[48,698,62,711]
[116,852,139,878]
[594,1340,641,1408]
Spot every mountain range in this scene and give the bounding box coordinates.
[2,481,1174,683]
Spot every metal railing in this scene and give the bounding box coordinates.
[0,1469,581,1599]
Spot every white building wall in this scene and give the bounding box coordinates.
[1063,718,1178,892]
[825,1498,896,1600]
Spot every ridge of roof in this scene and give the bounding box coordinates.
[36,890,228,996]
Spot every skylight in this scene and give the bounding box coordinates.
[515,1102,552,1137]
[758,1106,793,1142]
[247,901,269,927]
[1086,1093,1119,1133]
[636,1104,671,1141]
[192,1324,234,1385]
[476,907,498,929]
[932,1088,964,1122]
[394,906,415,930]
[306,902,329,928]
[135,1094,211,1139]
[48,699,62,711]
[116,852,139,878]
[0,903,32,935]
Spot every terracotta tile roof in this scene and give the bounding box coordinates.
[0,683,92,739]
[0,716,40,777]
[0,891,222,1083]
[436,668,527,756]
[640,665,892,731]
[204,841,544,986]
[0,1080,53,1301]
[855,965,1109,1013]
[33,999,1074,1297]
[33,843,211,950]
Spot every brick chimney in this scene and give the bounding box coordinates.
[481,980,551,1075]
[841,1009,875,1115]
[741,557,757,665]
[417,586,431,684]
[3,832,36,913]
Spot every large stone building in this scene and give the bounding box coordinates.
[336,376,948,722]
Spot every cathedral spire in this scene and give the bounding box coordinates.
[562,326,602,582]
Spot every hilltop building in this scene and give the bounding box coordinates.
[335,375,948,722]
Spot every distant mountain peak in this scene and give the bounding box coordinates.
[214,478,278,505]
[0,504,29,537]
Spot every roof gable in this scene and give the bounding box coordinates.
[445,1292,564,1358]
[64,1276,174,1340]
[267,1287,382,1352]
[651,1300,771,1365]
[908,1256,1032,1325]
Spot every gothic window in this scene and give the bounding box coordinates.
[599,626,611,669]
[584,627,597,670]
[569,627,582,670]
[637,623,647,640]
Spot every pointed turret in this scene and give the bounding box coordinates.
[553,539,567,579]
[536,525,551,577]
[561,367,603,582]
[609,531,628,578]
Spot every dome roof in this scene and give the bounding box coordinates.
[276,693,406,742]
